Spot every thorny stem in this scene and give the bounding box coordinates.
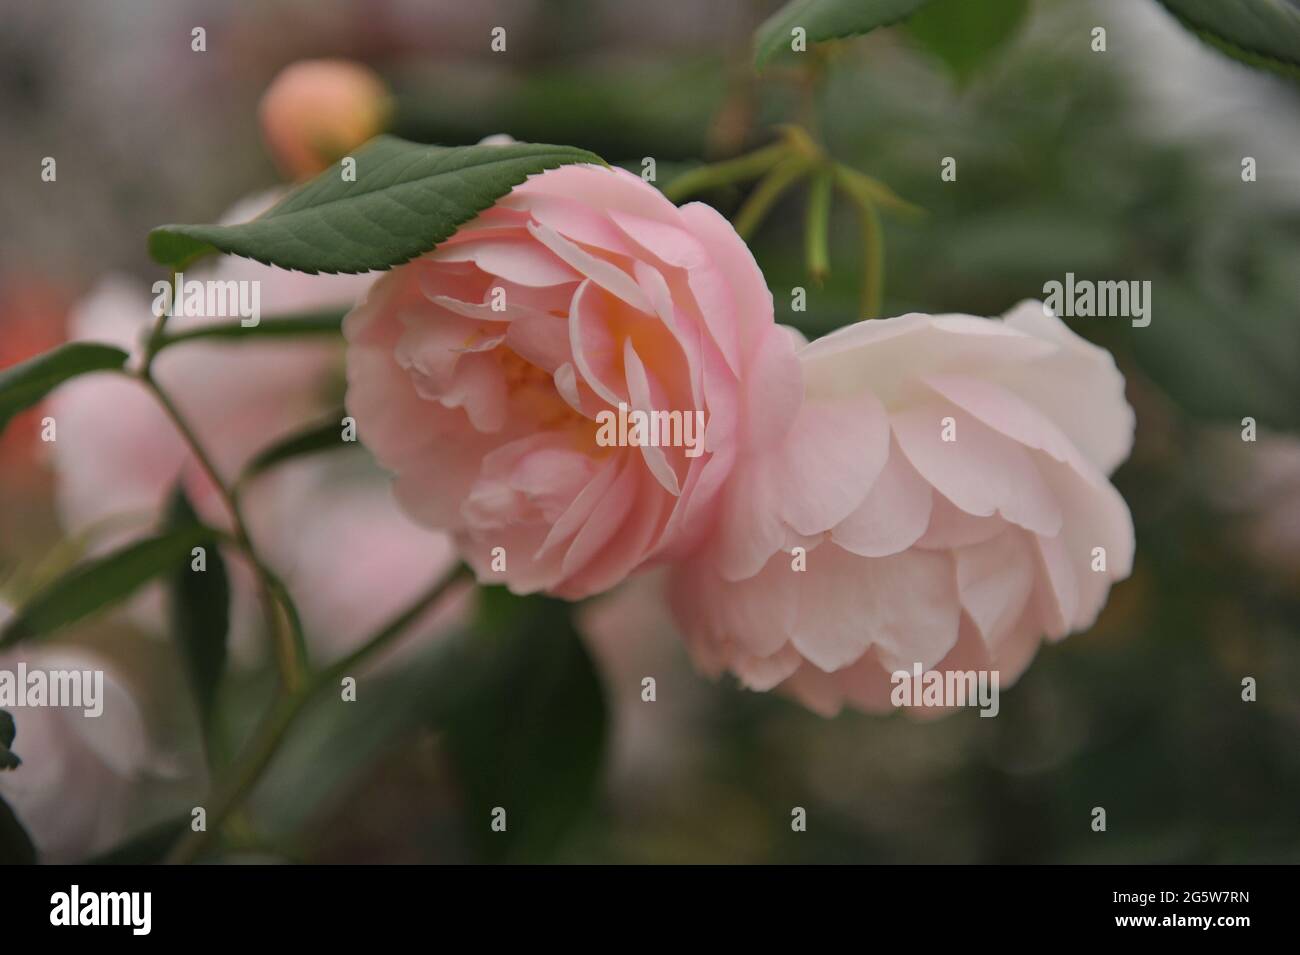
[165,563,471,864]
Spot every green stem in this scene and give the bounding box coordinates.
[151,311,345,353]
[804,168,833,285]
[165,692,301,865]
[734,158,814,241]
[832,165,891,319]
[661,143,790,203]
[834,164,926,220]
[138,371,308,693]
[856,195,885,319]
[141,268,178,374]
[164,563,471,864]
[321,564,470,685]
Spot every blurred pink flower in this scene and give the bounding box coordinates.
[668,301,1136,717]
[248,459,465,666]
[46,194,456,663]
[258,59,392,180]
[49,274,340,541]
[345,163,801,599]
[0,636,153,863]
[577,572,705,786]
[51,190,370,538]
[1201,429,1300,577]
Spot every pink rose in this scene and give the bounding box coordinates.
[345,163,800,599]
[668,301,1136,717]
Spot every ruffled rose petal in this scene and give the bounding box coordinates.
[665,300,1136,718]
[893,401,1063,536]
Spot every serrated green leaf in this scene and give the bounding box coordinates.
[240,410,354,482]
[0,793,36,864]
[166,489,229,738]
[0,525,216,648]
[1157,0,1300,79]
[0,710,19,771]
[0,343,129,433]
[148,137,605,274]
[906,0,1029,82]
[755,0,934,70]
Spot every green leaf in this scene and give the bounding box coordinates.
[905,0,1029,82]
[252,628,474,839]
[240,410,353,483]
[1131,275,1300,431]
[0,524,216,648]
[1156,0,1300,79]
[166,489,229,738]
[148,136,606,274]
[0,794,36,864]
[0,710,19,771]
[443,590,607,861]
[254,590,606,861]
[754,0,934,70]
[152,309,345,352]
[0,342,129,433]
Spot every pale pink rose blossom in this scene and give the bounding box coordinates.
[668,301,1136,717]
[345,163,801,599]
[0,635,153,862]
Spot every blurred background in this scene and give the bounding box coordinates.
[1,0,1298,863]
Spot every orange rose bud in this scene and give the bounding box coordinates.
[258,59,392,180]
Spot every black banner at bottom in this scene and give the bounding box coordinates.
[1,863,1280,940]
